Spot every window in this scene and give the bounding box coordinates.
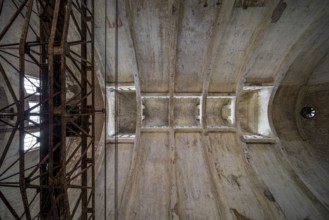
[28,102,40,125]
[24,132,40,151]
[24,76,40,94]
[24,75,41,151]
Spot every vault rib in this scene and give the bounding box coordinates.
[116,0,142,219]
[198,1,236,219]
[201,0,235,131]
[168,0,181,218]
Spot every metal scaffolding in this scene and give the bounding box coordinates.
[0,0,95,219]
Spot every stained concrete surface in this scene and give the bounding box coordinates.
[1,0,329,219]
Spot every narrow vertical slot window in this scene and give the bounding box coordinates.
[28,102,40,125]
[24,132,40,151]
[24,76,40,95]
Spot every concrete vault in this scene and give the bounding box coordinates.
[1,0,329,220]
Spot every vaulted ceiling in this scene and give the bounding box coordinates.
[1,0,329,219]
[94,0,329,219]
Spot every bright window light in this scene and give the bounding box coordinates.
[24,76,40,94]
[24,132,40,151]
[28,102,40,125]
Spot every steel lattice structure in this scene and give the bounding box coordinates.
[0,0,95,219]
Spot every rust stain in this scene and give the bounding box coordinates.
[231,208,250,220]
[264,189,276,202]
[271,0,287,23]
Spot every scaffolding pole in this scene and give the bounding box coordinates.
[0,0,95,219]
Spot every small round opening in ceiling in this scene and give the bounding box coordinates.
[300,106,316,119]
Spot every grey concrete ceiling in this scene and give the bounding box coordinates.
[96,0,329,90]
[1,0,329,219]
[95,0,329,219]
